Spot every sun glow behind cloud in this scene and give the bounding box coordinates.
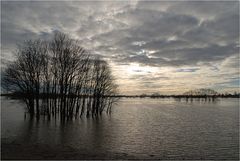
[126,63,159,74]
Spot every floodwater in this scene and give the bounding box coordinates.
[1,97,239,160]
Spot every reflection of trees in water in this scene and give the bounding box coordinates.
[2,32,118,119]
[174,88,219,103]
[18,113,112,155]
[174,96,218,103]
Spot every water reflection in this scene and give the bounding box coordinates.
[174,97,219,103]
[1,97,239,160]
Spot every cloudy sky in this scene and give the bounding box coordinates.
[1,1,239,94]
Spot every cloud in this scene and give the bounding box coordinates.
[176,68,200,73]
[1,1,239,94]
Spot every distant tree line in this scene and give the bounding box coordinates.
[2,32,118,118]
[116,88,239,99]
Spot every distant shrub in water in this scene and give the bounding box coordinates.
[183,88,218,96]
[2,32,118,118]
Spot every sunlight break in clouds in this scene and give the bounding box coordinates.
[1,1,239,95]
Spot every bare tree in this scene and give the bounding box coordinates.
[2,40,47,114]
[2,32,118,118]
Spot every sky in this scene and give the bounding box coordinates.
[1,1,239,95]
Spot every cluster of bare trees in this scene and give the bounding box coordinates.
[2,32,118,118]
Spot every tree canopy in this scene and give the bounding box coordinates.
[2,32,118,118]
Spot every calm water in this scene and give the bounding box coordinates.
[1,97,239,160]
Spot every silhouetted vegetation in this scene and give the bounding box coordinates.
[183,88,218,96]
[2,32,118,118]
[109,88,240,100]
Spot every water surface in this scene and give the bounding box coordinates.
[1,97,239,159]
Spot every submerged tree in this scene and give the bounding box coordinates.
[2,32,118,118]
[2,40,47,114]
[183,88,218,96]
